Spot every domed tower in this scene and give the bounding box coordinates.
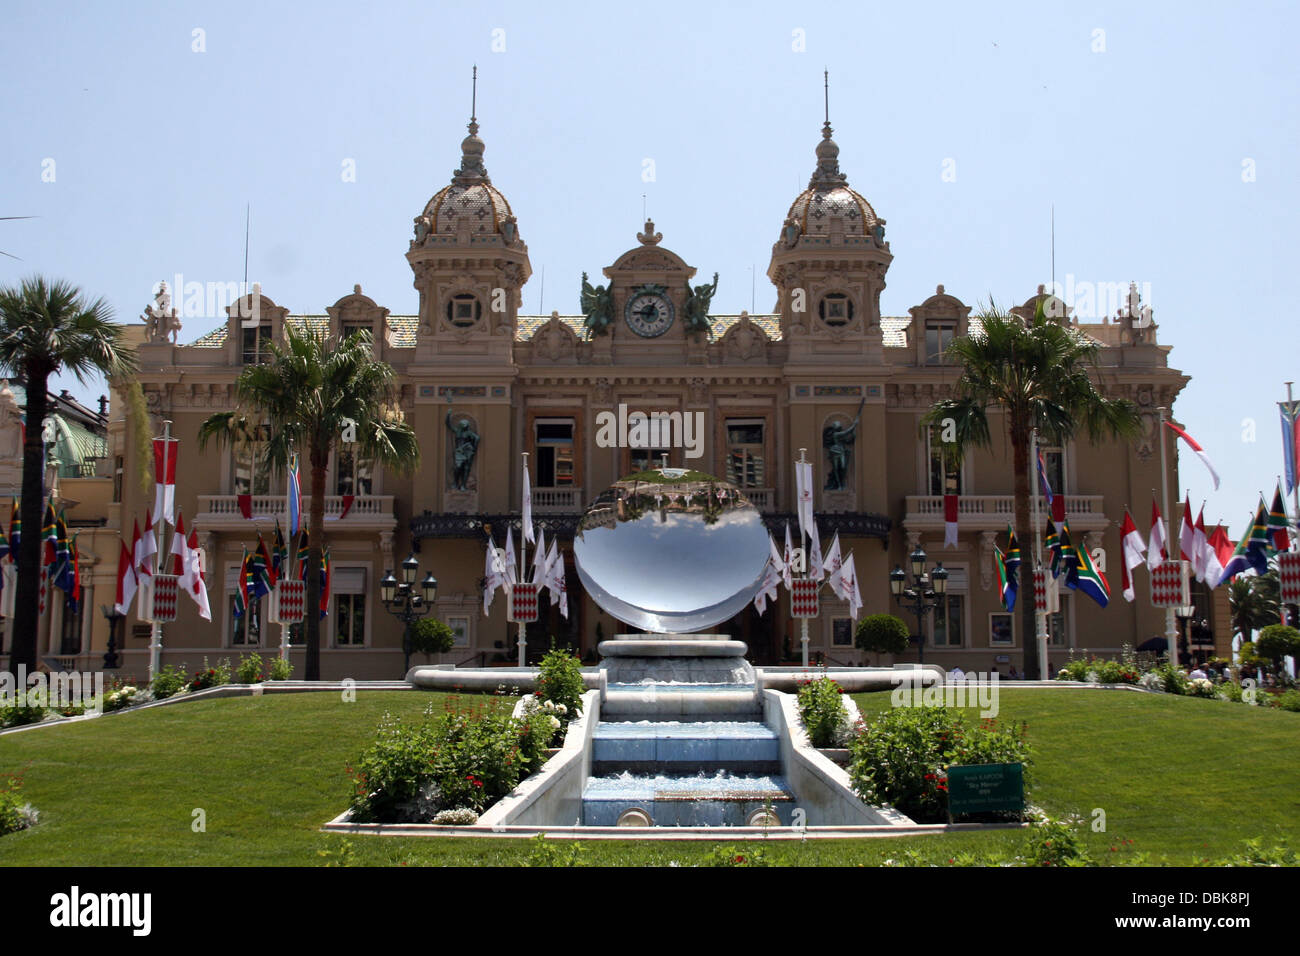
[768,92,892,364]
[407,91,531,366]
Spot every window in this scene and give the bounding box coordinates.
[925,322,955,364]
[241,324,272,365]
[113,455,124,503]
[927,425,963,495]
[932,594,965,647]
[230,595,263,646]
[818,293,855,327]
[335,593,365,646]
[1041,446,1066,497]
[990,612,1014,646]
[336,449,374,496]
[60,603,83,655]
[629,447,672,473]
[445,293,482,328]
[725,419,766,488]
[832,617,853,647]
[1048,595,1069,647]
[234,423,273,495]
[446,615,471,648]
[535,419,575,487]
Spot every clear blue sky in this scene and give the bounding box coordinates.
[3,0,1297,534]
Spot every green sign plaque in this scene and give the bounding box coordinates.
[946,763,1025,819]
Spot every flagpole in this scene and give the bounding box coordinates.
[1030,429,1048,679]
[518,451,529,668]
[797,448,810,668]
[1157,407,1179,669]
[1288,383,1299,555]
[148,419,172,682]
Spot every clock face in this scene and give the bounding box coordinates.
[624,292,674,338]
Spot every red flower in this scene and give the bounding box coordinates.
[735,855,745,863]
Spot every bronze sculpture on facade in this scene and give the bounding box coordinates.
[681,272,719,335]
[823,397,866,491]
[446,398,480,490]
[580,272,614,337]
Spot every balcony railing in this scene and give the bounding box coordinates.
[196,494,396,527]
[531,487,583,513]
[904,494,1107,531]
[740,487,775,512]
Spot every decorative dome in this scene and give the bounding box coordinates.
[781,121,877,240]
[416,116,519,240]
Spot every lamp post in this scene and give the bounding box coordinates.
[888,546,948,665]
[380,553,438,677]
[1175,602,1195,666]
[99,605,123,670]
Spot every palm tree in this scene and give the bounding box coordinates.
[1228,571,1280,644]
[198,324,419,680]
[0,276,138,671]
[921,299,1141,679]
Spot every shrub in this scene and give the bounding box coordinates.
[535,643,584,729]
[101,684,144,712]
[855,614,910,661]
[1140,663,1188,695]
[848,706,1030,823]
[236,653,264,684]
[1255,624,1300,668]
[0,770,37,836]
[267,656,294,681]
[410,618,456,656]
[1056,656,1138,684]
[524,832,585,867]
[189,657,232,692]
[796,676,849,747]
[1022,815,1091,866]
[1218,680,1245,703]
[150,664,189,700]
[432,808,479,826]
[0,693,48,728]
[1187,677,1217,699]
[1275,689,1300,712]
[701,844,771,867]
[347,698,549,824]
[517,695,565,751]
[1056,658,1092,682]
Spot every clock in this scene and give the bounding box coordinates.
[624,287,674,338]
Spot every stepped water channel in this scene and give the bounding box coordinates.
[581,633,795,827]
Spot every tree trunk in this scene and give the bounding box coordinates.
[1012,425,1042,679]
[304,445,328,681]
[9,366,49,673]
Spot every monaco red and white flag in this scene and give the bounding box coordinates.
[1120,508,1146,603]
[135,513,157,578]
[795,461,815,542]
[1147,498,1168,572]
[782,522,794,591]
[943,493,959,548]
[114,538,138,615]
[521,460,534,544]
[183,526,211,621]
[1193,507,1210,583]
[1164,421,1221,490]
[1179,495,1196,566]
[169,511,188,576]
[152,437,179,524]
[1205,524,1231,589]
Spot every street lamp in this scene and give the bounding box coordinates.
[380,554,439,676]
[888,546,948,664]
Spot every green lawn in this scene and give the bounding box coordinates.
[0,688,1296,866]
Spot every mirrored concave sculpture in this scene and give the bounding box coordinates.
[573,468,770,633]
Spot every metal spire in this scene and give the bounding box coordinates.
[471,64,477,123]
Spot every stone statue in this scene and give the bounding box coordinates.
[580,272,614,338]
[682,272,719,335]
[502,215,518,245]
[782,216,801,248]
[142,281,182,344]
[413,215,431,243]
[0,382,22,461]
[445,399,480,491]
[872,218,887,248]
[823,397,866,491]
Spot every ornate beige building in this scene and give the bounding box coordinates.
[10,108,1228,679]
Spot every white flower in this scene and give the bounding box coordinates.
[556,703,567,716]
[548,715,561,730]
